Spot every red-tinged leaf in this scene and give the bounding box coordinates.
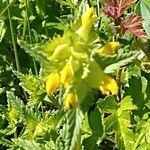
[104,0,136,19]
[121,15,147,39]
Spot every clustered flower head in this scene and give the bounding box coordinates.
[45,7,119,109]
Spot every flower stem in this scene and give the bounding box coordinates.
[7,0,28,101]
[0,0,16,17]
[25,0,38,75]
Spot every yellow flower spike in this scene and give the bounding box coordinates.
[76,7,97,38]
[46,73,60,95]
[99,75,118,95]
[64,92,77,109]
[60,62,74,88]
[98,42,121,55]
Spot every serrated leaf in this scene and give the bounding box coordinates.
[94,50,139,73]
[13,70,45,106]
[6,91,42,133]
[115,97,137,149]
[97,95,118,113]
[12,138,43,150]
[63,108,83,150]
[18,40,50,67]
[105,114,118,133]
[115,112,135,150]
[104,96,137,149]
[118,96,137,117]
[140,0,150,37]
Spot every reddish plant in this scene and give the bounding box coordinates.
[121,15,147,39]
[104,0,136,19]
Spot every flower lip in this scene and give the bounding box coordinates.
[64,92,77,109]
[46,73,60,95]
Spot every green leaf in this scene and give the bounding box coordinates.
[0,20,6,42]
[17,40,51,71]
[105,114,118,133]
[104,97,137,150]
[94,50,139,74]
[115,112,135,150]
[12,138,43,150]
[140,0,150,37]
[97,95,118,113]
[0,87,5,95]
[115,97,137,150]
[63,108,83,150]
[88,107,104,137]
[118,96,137,117]
[6,91,42,134]
[13,70,46,106]
[125,76,147,107]
[83,135,99,150]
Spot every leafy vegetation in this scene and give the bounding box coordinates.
[1,0,150,149]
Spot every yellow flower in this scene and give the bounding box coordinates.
[46,73,60,95]
[64,92,77,109]
[99,75,118,95]
[76,7,97,39]
[60,63,74,88]
[81,7,97,29]
[98,42,120,55]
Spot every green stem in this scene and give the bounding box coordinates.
[7,0,20,72]
[96,0,101,29]
[22,10,27,39]
[25,0,38,75]
[132,132,145,150]
[0,0,16,17]
[7,0,28,101]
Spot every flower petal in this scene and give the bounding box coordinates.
[60,62,74,88]
[64,92,77,109]
[99,42,120,55]
[99,75,118,95]
[46,73,60,95]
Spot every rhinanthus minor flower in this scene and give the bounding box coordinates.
[60,61,74,88]
[76,7,97,39]
[64,92,77,109]
[98,42,120,55]
[46,73,60,95]
[45,7,119,109]
[84,61,118,95]
[100,75,118,95]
